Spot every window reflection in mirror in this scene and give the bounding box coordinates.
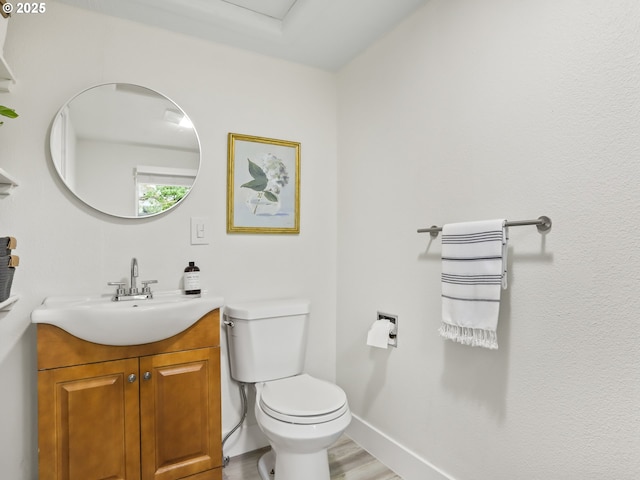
[50,84,200,218]
[135,166,197,216]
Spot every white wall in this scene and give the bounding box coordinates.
[337,1,640,479]
[0,4,337,478]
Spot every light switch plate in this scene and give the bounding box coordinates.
[190,216,211,245]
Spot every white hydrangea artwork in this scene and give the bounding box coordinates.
[241,154,290,215]
[228,134,300,233]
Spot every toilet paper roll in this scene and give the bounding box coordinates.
[367,319,391,349]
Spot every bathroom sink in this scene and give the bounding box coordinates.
[31,290,224,346]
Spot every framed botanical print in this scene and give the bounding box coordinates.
[227,133,300,234]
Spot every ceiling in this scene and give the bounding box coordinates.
[57,0,427,71]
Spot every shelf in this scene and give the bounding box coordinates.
[0,167,18,195]
[0,295,18,311]
[0,53,15,92]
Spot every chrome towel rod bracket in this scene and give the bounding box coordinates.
[418,216,552,238]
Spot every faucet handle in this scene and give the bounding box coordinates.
[108,282,126,296]
[141,280,158,294]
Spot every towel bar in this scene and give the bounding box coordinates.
[418,216,552,238]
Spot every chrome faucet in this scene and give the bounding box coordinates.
[130,257,139,295]
[108,257,157,301]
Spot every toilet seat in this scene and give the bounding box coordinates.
[259,374,348,425]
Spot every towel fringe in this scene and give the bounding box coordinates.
[438,323,499,350]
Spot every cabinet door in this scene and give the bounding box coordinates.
[38,358,141,480]
[140,347,222,480]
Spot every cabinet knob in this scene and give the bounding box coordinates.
[143,371,152,381]
[128,374,137,383]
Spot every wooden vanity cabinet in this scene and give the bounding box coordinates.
[37,309,223,480]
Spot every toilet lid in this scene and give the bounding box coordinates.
[260,374,348,425]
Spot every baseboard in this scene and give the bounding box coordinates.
[222,423,269,459]
[346,414,454,480]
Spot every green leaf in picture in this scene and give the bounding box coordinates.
[263,191,278,202]
[247,158,267,181]
[241,178,268,191]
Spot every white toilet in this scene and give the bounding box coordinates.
[224,299,351,480]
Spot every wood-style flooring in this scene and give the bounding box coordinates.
[222,435,402,480]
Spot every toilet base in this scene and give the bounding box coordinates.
[258,448,331,480]
[258,450,276,480]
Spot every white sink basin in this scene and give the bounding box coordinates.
[31,290,224,346]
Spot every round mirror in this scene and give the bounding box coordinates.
[50,83,201,218]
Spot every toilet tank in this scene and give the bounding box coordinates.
[224,299,310,383]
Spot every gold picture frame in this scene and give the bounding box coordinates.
[227,133,301,234]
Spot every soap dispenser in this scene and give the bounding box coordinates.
[183,261,201,295]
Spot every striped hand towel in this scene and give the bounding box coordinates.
[439,219,508,349]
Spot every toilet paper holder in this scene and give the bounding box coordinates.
[377,311,398,348]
